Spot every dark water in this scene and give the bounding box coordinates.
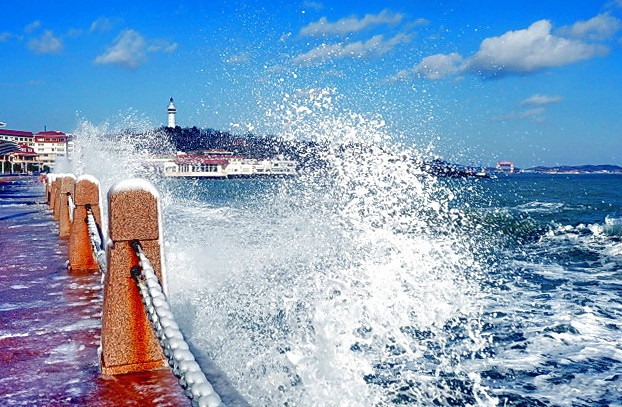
[466,174,622,407]
[160,173,622,407]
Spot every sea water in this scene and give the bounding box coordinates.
[156,173,622,407]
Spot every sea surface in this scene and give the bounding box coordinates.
[159,173,622,407]
[3,171,620,406]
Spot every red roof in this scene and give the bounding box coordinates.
[18,144,35,152]
[36,131,66,136]
[15,150,38,156]
[0,130,33,137]
[10,144,38,156]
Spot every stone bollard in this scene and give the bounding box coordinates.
[58,175,76,238]
[44,174,53,205]
[50,177,61,217]
[100,179,168,375]
[68,175,101,271]
[52,175,67,221]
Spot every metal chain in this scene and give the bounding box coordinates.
[85,205,107,274]
[67,193,75,223]
[130,240,223,407]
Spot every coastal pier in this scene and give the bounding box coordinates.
[0,174,228,406]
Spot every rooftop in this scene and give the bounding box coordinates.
[0,129,34,137]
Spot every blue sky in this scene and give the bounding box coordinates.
[1,0,621,166]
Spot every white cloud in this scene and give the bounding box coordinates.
[303,1,323,10]
[28,30,63,54]
[95,30,147,68]
[27,79,45,86]
[300,9,404,36]
[0,32,14,42]
[558,13,622,41]
[66,28,83,38]
[492,107,546,122]
[413,52,464,79]
[293,33,409,65]
[384,52,463,81]
[466,20,609,76]
[393,18,611,82]
[520,94,563,106]
[94,29,177,69]
[147,39,178,53]
[25,20,41,33]
[90,17,115,33]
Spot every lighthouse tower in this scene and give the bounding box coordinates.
[167,97,177,128]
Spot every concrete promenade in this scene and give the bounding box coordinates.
[0,180,188,406]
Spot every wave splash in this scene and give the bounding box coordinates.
[162,89,494,406]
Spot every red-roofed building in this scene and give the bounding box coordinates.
[33,131,75,168]
[497,161,515,173]
[0,144,44,174]
[0,130,35,147]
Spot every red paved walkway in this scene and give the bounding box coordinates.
[0,181,188,406]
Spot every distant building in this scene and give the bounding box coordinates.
[497,161,515,173]
[33,131,74,168]
[0,129,35,147]
[0,142,43,174]
[167,97,176,128]
[152,150,298,178]
[0,129,73,172]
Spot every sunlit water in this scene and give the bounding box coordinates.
[63,94,622,406]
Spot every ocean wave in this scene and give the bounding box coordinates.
[515,201,564,213]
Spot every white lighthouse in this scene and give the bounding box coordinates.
[167,97,177,128]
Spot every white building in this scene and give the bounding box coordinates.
[157,150,298,178]
[33,131,74,168]
[0,129,35,147]
[167,97,176,128]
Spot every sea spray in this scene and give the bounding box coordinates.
[62,92,622,407]
[161,89,495,406]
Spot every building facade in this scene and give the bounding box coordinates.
[0,130,35,147]
[0,144,43,174]
[0,129,73,173]
[33,131,74,168]
[497,161,515,173]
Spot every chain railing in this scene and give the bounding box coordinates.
[67,193,75,223]
[84,204,107,274]
[130,240,223,407]
[61,176,225,405]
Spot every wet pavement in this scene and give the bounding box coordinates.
[0,180,188,406]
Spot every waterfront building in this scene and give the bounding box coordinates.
[33,131,74,168]
[0,129,73,172]
[0,144,43,174]
[0,130,43,174]
[167,97,177,128]
[497,161,515,173]
[149,150,298,178]
[0,129,35,147]
[164,154,230,178]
